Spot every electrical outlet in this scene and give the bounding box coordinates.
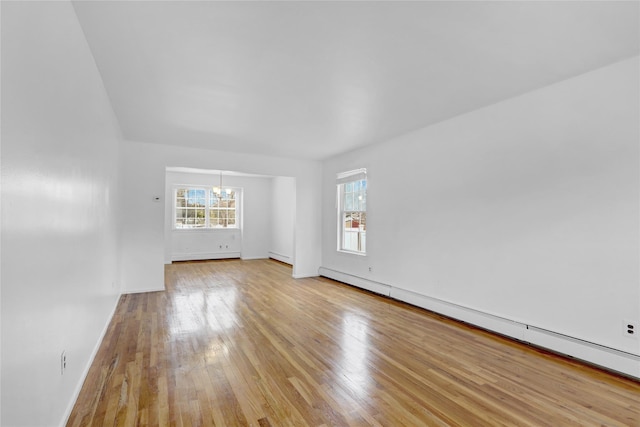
[61,351,67,375]
[368,266,372,272]
[623,319,638,338]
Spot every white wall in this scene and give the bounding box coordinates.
[1,2,123,426]
[164,171,272,262]
[321,57,640,375]
[121,140,322,293]
[269,176,296,264]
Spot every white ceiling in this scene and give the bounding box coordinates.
[166,166,273,178]
[73,1,639,161]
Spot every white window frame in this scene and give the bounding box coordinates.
[173,185,241,230]
[337,168,367,255]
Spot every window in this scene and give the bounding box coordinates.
[175,187,238,229]
[337,169,367,254]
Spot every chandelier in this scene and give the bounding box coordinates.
[212,170,231,199]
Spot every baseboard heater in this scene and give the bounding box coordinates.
[268,251,292,265]
[318,266,640,380]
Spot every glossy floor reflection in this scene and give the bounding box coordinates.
[68,259,640,426]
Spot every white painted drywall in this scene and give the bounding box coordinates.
[121,140,321,293]
[164,171,271,262]
[1,2,123,426]
[239,176,273,261]
[269,176,296,264]
[321,57,640,358]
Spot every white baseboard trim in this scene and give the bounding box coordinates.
[60,294,121,427]
[292,268,321,279]
[241,256,269,261]
[123,286,165,295]
[292,273,320,279]
[172,251,241,262]
[269,251,292,265]
[318,267,391,296]
[319,267,640,379]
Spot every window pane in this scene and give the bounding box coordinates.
[210,209,221,226]
[343,230,358,251]
[345,193,354,210]
[352,212,361,229]
[176,189,186,206]
[344,212,352,229]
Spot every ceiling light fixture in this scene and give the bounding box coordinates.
[213,171,231,199]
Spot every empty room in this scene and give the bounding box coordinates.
[1,1,639,426]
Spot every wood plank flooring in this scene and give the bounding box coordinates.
[67,259,640,426]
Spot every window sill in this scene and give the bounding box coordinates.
[337,249,367,257]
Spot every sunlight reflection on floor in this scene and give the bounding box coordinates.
[339,313,373,398]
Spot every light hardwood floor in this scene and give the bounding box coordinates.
[68,259,640,426]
